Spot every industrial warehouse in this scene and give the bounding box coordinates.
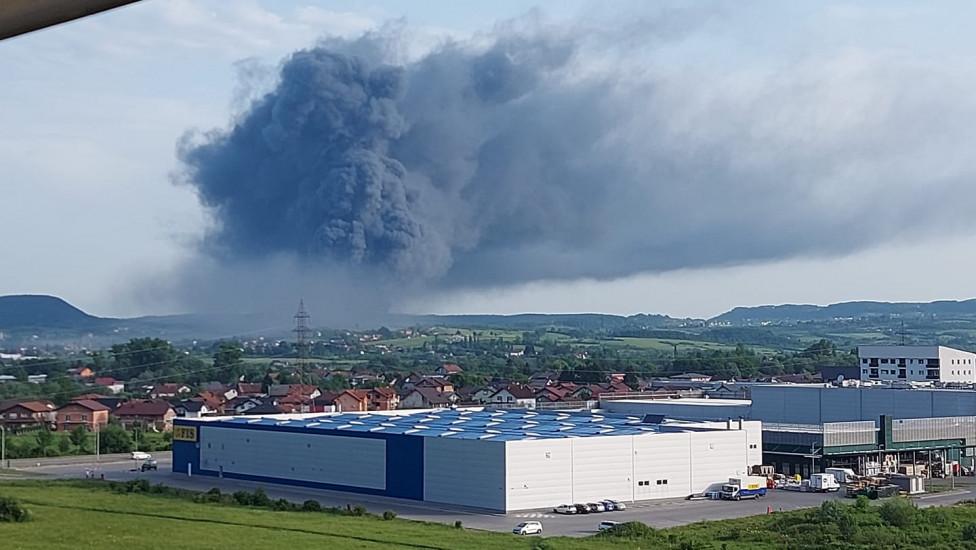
[172,409,761,512]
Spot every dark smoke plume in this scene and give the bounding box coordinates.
[177,15,976,301]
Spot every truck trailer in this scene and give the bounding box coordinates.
[720,476,768,500]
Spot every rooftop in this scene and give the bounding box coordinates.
[609,398,752,406]
[183,409,709,441]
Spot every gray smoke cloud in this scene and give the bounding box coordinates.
[175,10,976,309]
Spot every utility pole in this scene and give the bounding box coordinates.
[1,425,5,469]
[294,300,311,386]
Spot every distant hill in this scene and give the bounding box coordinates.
[404,312,681,331]
[712,299,976,323]
[0,295,110,329]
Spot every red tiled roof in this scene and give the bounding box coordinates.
[114,399,173,417]
[94,377,119,386]
[63,399,110,412]
[4,400,55,413]
[439,363,463,373]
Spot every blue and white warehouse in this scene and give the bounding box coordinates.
[172,409,762,511]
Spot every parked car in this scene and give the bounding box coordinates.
[553,504,576,514]
[140,459,158,472]
[608,500,626,511]
[131,451,151,461]
[513,521,543,535]
[598,520,620,531]
[586,502,605,513]
[600,500,616,511]
[574,503,590,514]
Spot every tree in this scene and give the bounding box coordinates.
[57,436,71,454]
[35,428,54,457]
[99,425,134,454]
[111,338,179,381]
[879,498,916,528]
[69,426,89,452]
[213,341,245,383]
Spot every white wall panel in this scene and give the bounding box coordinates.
[689,430,748,493]
[571,436,634,503]
[423,437,506,511]
[633,433,691,500]
[505,439,573,510]
[199,427,385,489]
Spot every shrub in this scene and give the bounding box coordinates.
[250,488,271,507]
[598,521,660,540]
[531,540,554,550]
[302,500,322,512]
[0,496,32,522]
[350,505,367,516]
[382,510,397,521]
[454,520,463,529]
[963,522,976,541]
[272,498,294,511]
[879,498,917,528]
[854,495,870,511]
[232,490,252,506]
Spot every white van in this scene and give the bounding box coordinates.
[598,520,620,531]
[513,521,543,535]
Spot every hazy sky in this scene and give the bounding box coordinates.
[3,0,976,320]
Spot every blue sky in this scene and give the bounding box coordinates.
[4,1,976,319]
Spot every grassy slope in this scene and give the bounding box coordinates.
[0,482,627,550]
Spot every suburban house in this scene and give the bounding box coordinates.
[149,383,191,399]
[333,390,369,412]
[195,391,227,414]
[112,400,177,431]
[201,383,238,402]
[72,394,126,411]
[93,377,125,394]
[268,384,321,401]
[234,383,264,397]
[55,400,110,431]
[415,377,454,393]
[27,374,47,384]
[225,396,264,415]
[67,366,95,380]
[435,363,463,377]
[172,399,216,418]
[0,400,56,428]
[487,385,536,409]
[399,388,457,409]
[669,373,713,382]
[367,387,399,411]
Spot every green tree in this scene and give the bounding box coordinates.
[69,426,89,451]
[35,429,54,457]
[212,341,245,383]
[99,425,134,454]
[879,498,917,528]
[111,338,179,381]
[57,436,71,454]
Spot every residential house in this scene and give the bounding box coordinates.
[435,363,463,377]
[149,383,191,399]
[55,400,109,431]
[242,401,288,415]
[72,394,126,411]
[397,372,426,393]
[201,383,238,402]
[196,391,227,414]
[67,366,95,380]
[113,400,177,431]
[415,377,454,393]
[268,384,321,400]
[93,377,125,394]
[0,400,56,428]
[0,375,16,384]
[27,374,47,384]
[234,383,265,397]
[172,399,216,418]
[399,387,457,409]
[487,385,536,409]
[367,387,399,411]
[225,396,265,415]
[704,383,750,400]
[334,390,369,412]
[669,373,713,382]
[528,372,558,388]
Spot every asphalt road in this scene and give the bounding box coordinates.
[9,456,976,537]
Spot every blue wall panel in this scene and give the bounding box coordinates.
[170,419,425,501]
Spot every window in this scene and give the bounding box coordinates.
[881,359,889,364]
[656,479,669,485]
[862,358,868,364]
[749,444,758,449]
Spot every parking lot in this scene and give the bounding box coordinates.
[9,455,976,537]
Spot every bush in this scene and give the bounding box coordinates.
[302,500,322,512]
[598,521,659,540]
[0,496,32,522]
[454,520,463,529]
[963,522,976,541]
[232,491,252,506]
[350,505,367,516]
[382,510,397,521]
[272,498,294,511]
[250,488,271,507]
[531,540,554,550]
[879,498,917,528]
[855,495,870,511]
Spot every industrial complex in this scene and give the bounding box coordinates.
[172,409,761,512]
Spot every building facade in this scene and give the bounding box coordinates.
[172,409,760,512]
[858,345,976,383]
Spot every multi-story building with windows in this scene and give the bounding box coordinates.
[858,345,976,383]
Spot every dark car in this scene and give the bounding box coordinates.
[573,503,590,514]
[140,459,158,472]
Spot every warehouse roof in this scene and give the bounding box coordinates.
[197,409,708,441]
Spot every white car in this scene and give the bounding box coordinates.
[553,504,576,514]
[598,520,620,531]
[513,521,543,535]
[608,500,626,511]
[130,451,151,461]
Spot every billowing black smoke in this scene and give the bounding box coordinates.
[177,18,976,301]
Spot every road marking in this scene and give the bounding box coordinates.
[514,512,554,518]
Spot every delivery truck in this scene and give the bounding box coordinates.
[825,468,857,484]
[809,473,841,492]
[720,476,768,500]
